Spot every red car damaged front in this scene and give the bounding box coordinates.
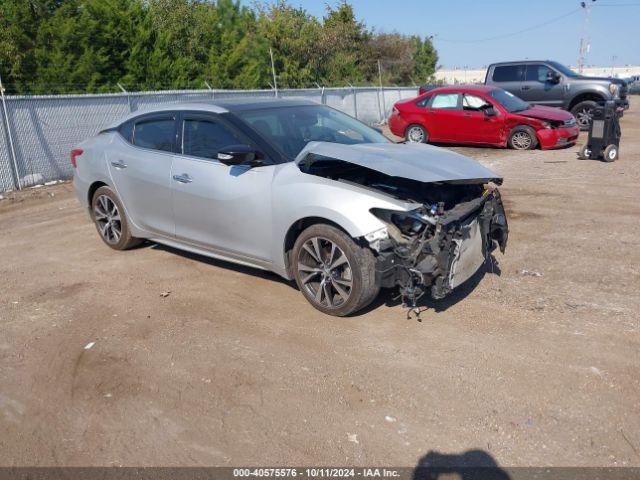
[508,104,580,149]
[390,85,580,150]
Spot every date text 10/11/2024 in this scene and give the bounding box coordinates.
[233,469,401,478]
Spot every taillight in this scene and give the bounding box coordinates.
[391,106,400,116]
[70,149,83,168]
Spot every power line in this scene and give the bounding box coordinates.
[434,8,581,44]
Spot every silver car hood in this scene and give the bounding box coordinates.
[295,141,501,184]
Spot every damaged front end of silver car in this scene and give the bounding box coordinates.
[368,182,508,307]
[297,142,509,308]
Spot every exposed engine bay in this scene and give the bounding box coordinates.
[299,155,509,307]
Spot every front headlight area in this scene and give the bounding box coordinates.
[368,207,436,249]
[609,83,620,98]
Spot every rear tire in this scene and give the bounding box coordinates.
[91,186,142,250]
[508,126,538,150]
[603,144,618,162]
[292,224,379,316]
[405,124,428,143]
[571,100,598,131]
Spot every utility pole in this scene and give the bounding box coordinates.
[269,48,278,98]
[610,55,617,76]
[577,0,596,74]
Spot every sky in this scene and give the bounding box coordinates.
[272,0,640,68]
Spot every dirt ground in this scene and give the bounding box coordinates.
[1,104,639,469]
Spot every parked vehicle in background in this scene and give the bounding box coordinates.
[389,85,579,150]
[71,99,509,316]
[484,60,629,130]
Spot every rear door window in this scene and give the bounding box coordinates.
[430,93,460,110]
[492,65,525,82]
[133,117,175,152]
[181,117,247,160]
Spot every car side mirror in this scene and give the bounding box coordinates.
[484,106,498,117]
[546,72,561,84]
[217,145,264,167]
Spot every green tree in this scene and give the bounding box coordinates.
[411,35,438,85]
[0,0,439,94]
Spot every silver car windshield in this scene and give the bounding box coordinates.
[237,105,389,159]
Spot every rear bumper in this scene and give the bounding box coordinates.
[388,114,409,138]
[537,126,580,149]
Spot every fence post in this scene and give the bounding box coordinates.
[117,83,132,112]
[315,83,326,105]
[205,81,215,100]
[0,73,21,190]
[346,83,358,119]
[374,86,383,124]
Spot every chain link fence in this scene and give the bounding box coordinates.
[0,86,418,192]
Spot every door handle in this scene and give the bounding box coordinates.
[521,85,530,91]
[111,160,127,169]
[172,173,193,184]
[463,113,472,117]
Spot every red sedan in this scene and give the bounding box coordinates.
[389,85,579,150]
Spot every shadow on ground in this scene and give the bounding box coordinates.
[413,449,511,480]
[149,242,502,319]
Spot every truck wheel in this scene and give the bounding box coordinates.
[571,100,598,131]
[603,145,618,162]
[508,126,538,150]
[405,124,428,143]
[577,144,591,160]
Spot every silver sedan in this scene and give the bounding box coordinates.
[72,99,508,316]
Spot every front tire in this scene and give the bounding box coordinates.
[508,126,538,150]
[571,100,598,131]
[91,186,142,250]
[577,144,591,160]
[292,224,379,316]
[405,124,428,143]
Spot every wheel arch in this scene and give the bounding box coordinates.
[568,91,606,111]
[88,180,109,207]
[282,216,355,278]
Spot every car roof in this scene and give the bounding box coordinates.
[423,85,497,95]
[106,98,319,128]
[489,60,552,66]
[210,98,318,111]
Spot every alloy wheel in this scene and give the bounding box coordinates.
[575,107,593,129]
[407,126,425,143]
[93,194,122,245]
[511,131,532,150]
[297,237,353,309]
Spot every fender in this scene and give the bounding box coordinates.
[565,88,608,110]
